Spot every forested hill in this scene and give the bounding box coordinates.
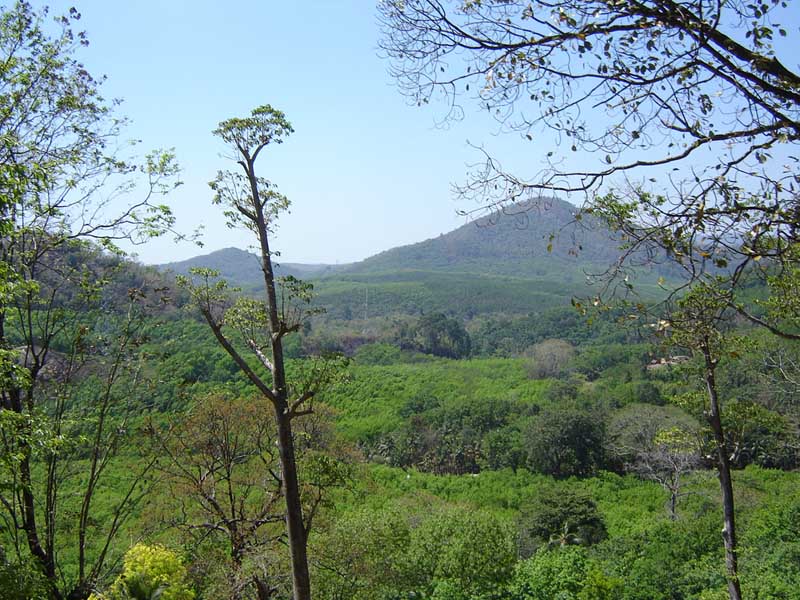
[159,247,345,288]
[155,198,678,319]
[342,197,628,278]
[160,198,664,284]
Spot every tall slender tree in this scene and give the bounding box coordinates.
[660,285,743,598]
[180,105,346,600]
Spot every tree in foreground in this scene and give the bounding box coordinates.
[379,3,799,598]
[378,0,798,262]
[179,106,347,600]
[0,3,180,598]
[150,394,351,600]
[378,0,799,329]
[150,393,286,599]
[659,285,746,598]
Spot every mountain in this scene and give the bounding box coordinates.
[157,199,672,318]
[158,247,345,290]
[340,197,626,278]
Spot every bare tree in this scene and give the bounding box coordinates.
[378,0,800,323]
[151,393,286,600]
[378,0,798,203]
[608,405,701,520]
[525,338,575,379]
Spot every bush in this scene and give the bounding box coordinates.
[0,553,50,600]
[100,544,194,600]
[353,342,403,365]
[517,487,607,556]
[408,508,517,598]
[524,408,605,478]
[511,546,589,600]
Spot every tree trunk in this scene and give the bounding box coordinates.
[246,152,312,600]
[65,583,91,600]
[704,348,743,600]
[12,386,59,592]
[275,409,311,600]
[254,575,276,600]
[669,488,677,521]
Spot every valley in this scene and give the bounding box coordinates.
[2,2,798,599]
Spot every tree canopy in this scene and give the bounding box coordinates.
[379,0,800,311]
[0,4,180,598]
[379,0,797,200]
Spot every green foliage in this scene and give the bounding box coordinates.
[481,426,526,472]
[314,502,515,600]
[510,546,590,600]
[517,487,607,556]
[571,344,650,380]
[663,367,798,471]
[740,490,800,598]
[605,403,701,471]
[336,198,671,285]
[101,544,194,600]
[0,5,797,598]
[470,306,629,356]
[595,513,727,600]
[213,105,293,150]
[759,245,800,336]
[353,342,403,365]
[721,399,795,469]
[524,408,605,478]
[380,394,524,473]
[313,506,412,600]
[0,552,51,600]
[512,547,623,599]
[409,508,516,599]
[0,3,180,595]
[321,358,546,445]
[0,0,178,248]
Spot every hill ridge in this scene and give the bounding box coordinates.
[160,197,624,281]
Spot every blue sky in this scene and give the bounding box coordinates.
[41,1,542,265]
[40,1,799,265]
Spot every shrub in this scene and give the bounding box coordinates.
[101,544,194,600]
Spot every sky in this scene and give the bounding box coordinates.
[35,1,800,266]
[38,0,543,265]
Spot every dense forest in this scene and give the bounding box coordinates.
[5,244,800,599]
[2,2,800,600]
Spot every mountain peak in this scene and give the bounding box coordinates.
[341,197,619,278]
[158,197,635,285]
[158,247,344,288]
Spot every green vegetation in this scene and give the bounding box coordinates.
[4,238,800,599]
[1,2,799,599]
[95,544,195,600]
